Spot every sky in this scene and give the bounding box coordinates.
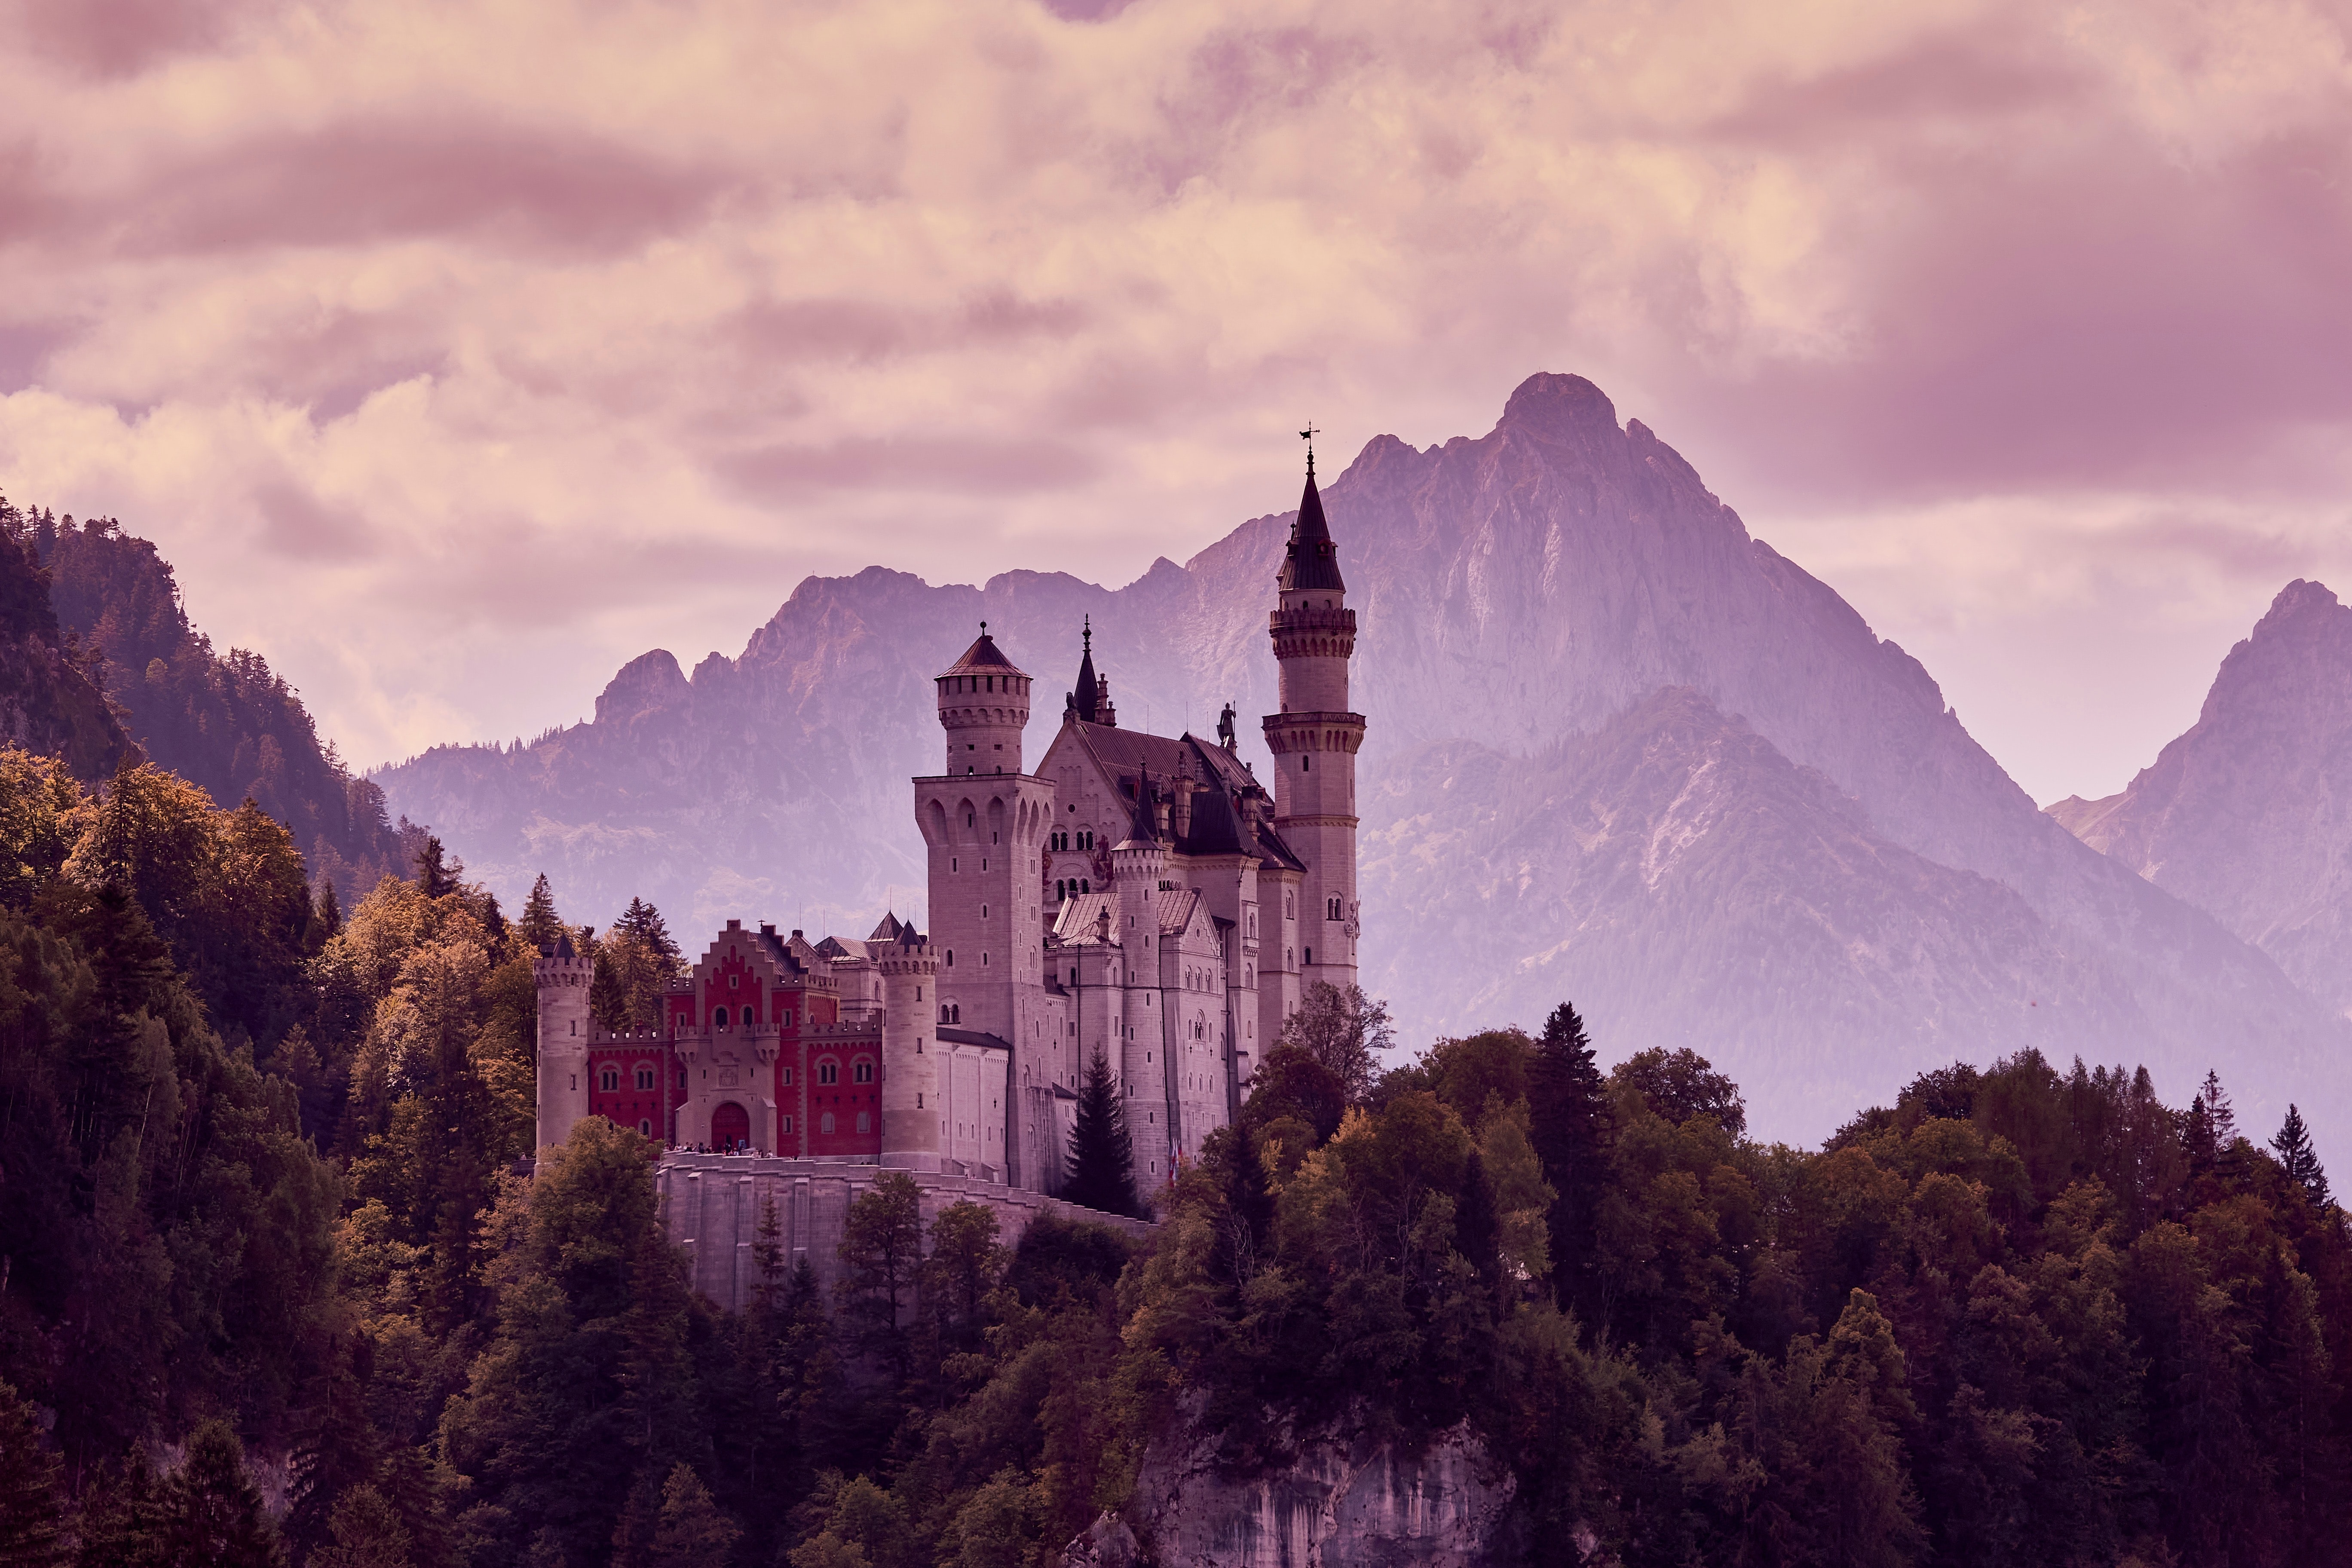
[0,0,2347,805]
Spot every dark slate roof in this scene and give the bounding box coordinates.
[943,627,1025,676]
[1066,720,1307,872]
[1068,621,1100,722]
[937,1026,1013,1053]
[1278,467,1346,593]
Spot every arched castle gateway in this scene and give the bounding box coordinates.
[531,456,1361,1290]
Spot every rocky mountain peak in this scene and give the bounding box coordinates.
[595,649,691,724]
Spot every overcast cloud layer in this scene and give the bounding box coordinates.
[1,0,2347,802]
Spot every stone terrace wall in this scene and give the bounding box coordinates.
[657,1152,1155,1311]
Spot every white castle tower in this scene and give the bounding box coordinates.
[1261,448,1362,995]
[533,934,593,1150]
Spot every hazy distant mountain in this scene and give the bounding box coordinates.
[2050,579,2352,1017]
[1363,688,2157,1133]
[376,374,2347,1142]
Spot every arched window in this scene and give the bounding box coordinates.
[821,1112,836,1134]
[714,1006,730,1028]
[634,1066,654,1091]
[950,1004,961,1023]
[853,1059,874,1084]
[939,1004,952,1023]
[599,1067,619,1092]
[818,1059,839,1085]
[1080,879,1089,894]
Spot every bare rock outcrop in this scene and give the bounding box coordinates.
[1061,1399,1522,1568]
[2049,579,2352,1016]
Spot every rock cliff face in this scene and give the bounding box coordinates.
[1061,1400,1522,1568]
[375,374,2348,1142]
[1366,688,2154,1136]
[2049,580,2352,1017]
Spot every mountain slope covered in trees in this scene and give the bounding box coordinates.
[0,496,407,904]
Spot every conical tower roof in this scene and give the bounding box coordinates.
[1069,616,1099,722]
[1278,456,1345,593]
[941,622,1025,677]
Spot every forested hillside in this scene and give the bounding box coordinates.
[0,495,407,903]
[4,738,2352,1567]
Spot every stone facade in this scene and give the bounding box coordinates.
[534,459,1359,1198]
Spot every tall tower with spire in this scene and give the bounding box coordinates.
[1261,443,1362,1002]
[916,624,1054,1182]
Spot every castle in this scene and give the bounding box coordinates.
[533,454,1361,1194]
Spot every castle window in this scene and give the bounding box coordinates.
[782,1010,793,1027]
[821,1112,836,1134]
[1303,756,1311,772]
[714,1007,729,1028]
[853,1060,874,1084]
[1081,879,1089,894]
[639,1119,652,1136]
[600,1067,619,1092]
[677,1068,687,1089]
[857,1110,871,1133]
[940,1004,952,1023]
[782,1115,794,1133]
[947,949,954,965]
[729,974,739,989]
[818,1060,839,1085]
[781,1066,793,1086]
[635,1066,655,1091]
[1305,946,1313,965]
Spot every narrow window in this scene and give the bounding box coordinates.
[1303,755,1311,772]
[821,1112,836,1134]
[857,1111,871,1133]
[715,1006,729,1028]
[600,1067,618,1092]
[783,1115,794,1133]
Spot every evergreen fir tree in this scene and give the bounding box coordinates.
[0,1377,65,1568]
[2199,1069,2240,1143]
[1527,1001,1612,1311]
[616,896,680,966]
[315,876,344,942]
[309,1485,413,1568]
[518,874,563,953]
[2272,1104,2331,1208]
[413,836,457,900]
[162,1421,287,1568]
[649,1464,741,1568]
[75,1448,168,1568]
[1065,1048,1139,1217]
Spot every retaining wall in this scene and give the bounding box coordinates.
[656,1152,1156,1311]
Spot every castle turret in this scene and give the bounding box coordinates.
[534,934,594,1151]
[937,623,1031,775]
[1262,448,1363,1001]
[877,931,942,1167]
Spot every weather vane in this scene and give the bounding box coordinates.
[1300,421,1320,476]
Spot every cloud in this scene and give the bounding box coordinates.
[0,0,2344,793]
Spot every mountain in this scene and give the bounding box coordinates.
[2050,579,2352,1017]
[0,499,408,902]
[1364,688,2158,1133]
[374,374,2348,1143]
[0,505,128,778]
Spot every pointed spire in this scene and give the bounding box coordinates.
[1279,448,1345,594]
[1127,766,1159,844]
[1069,615,1099,723]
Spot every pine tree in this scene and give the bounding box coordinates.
[309,1485,413,1568]
[518,874,563,953]
[315,876,344,941]
[1065,1047,1139,1217]
[616,896,680,967]
[649,1464,741,1568]
[2199,1069,2240,1144]
[0,1377,66,1568]
[162,1421,288,1568]
[2272,1104,2331,1208]
[1528,1001,1612,1311]
[413,836,457,900]
[74,1448,168,1568]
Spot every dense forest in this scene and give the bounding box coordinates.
[2,714,2352,1565]
[0,494,407,903]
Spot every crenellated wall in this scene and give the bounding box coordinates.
[655,1152,1153,1311]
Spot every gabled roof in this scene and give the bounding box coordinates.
[1050,892,1121,947]
[1155,887,1204,936]
[1057,719,1304,870]
[1278,464,1345,593]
